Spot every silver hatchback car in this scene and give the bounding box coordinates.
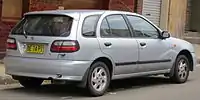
[4,10,196,96]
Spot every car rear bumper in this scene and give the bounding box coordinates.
[4,56,91,81]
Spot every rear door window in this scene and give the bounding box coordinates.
[100,15,132,38]
[12,15,73,37]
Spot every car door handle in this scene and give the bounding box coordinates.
[140,42,146,46]
[104,42,112,46]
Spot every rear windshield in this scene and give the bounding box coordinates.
[12,15,73,37]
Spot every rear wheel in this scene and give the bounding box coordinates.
[18,77,43,88]
[87,61,111,97]
[170,55,190,83]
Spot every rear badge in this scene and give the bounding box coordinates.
[23,44,27,49]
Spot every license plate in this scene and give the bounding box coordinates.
[26,44,44,54]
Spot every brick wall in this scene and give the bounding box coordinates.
[109,0,135,12]
[29,0,62,11]
[0,21,14,59]
[100,0,109,10]
[29,0,105,11]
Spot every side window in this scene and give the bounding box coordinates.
[100,15,131,38]
[100,19,111,37]
[127,15,159,38]
[82,15,99,37]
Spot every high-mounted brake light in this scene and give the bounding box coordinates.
[7,38,17,50]
[50,40,80,53]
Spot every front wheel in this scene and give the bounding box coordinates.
[87,61,111,97]
[170,55,190,83]
[18,77,43,88]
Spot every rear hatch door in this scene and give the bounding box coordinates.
[7,13,79,59]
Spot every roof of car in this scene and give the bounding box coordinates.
[25,9,139,16]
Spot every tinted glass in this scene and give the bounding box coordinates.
[82,15,100,37]
[105,15,131,38]
[12,15,73,37]
[100,19,111,37]
[127,15,159,38]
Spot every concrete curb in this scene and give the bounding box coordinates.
[0,75,18,85]
[0,60,3,64]
[0,61,18,85]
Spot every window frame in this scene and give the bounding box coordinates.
[99,18,112,38]
[125,14,162,39]
[100,14,133,38]
[81,15,101,38]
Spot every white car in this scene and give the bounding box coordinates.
[4,10,196,96]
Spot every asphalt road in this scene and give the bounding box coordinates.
[0,65,200,100]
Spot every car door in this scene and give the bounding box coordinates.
[97,14,139,75]
[126,15,172,72]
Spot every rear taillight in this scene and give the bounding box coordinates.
[7,38,17,50]
[51,40,80,53]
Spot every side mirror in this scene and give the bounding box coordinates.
[161,31,170,39]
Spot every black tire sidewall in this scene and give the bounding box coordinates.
[173,55,190,83]
[87,61,111,96]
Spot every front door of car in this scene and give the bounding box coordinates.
[97,14,139,75]
[126,15,172,72]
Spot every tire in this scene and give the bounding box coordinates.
[18,77,43,88]
[170,55,190,83]
[87,61,111,97]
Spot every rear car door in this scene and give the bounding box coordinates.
[97,14,139,75]
[126,15,172,72]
